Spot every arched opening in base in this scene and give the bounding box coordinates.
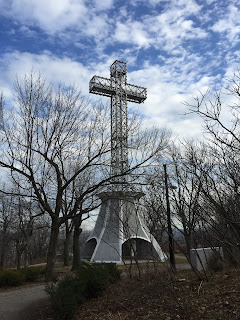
[81,238,97,260]
[122,238,158,260]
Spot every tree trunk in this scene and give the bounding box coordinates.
[63,230,72,266]
[72,215,82,271]
[24,239,30,268]
[180,213,193,257]
[0,228,8,271]
[184,232,192,258]
[16,242,22,270]
[45,218,60,282]
[0,245,6,271]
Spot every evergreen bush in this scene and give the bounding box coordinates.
[76,263,121,299]
[46,263,121,319]
[102,262,122,283]
[0,270,25,287]
[0,265,46,287]
[19,266,46,282]
[207,254,224,272]
[46,275,85,320]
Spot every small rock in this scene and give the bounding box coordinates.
[178,278,186,282]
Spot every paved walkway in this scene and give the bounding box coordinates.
[0,284,48,320]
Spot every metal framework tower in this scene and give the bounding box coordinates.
[82,61,165,263]
[89,60,146,188]
[0,94,4,130]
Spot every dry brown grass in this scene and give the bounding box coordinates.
[22,264,240,320]
[76,268,240,320]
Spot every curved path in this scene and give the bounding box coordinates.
[0,284,48,320]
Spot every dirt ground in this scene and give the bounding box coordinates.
[76,268,240,320]
[0,283,48,320]
[1,263,240,320]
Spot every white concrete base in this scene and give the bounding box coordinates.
[81,191,166,263]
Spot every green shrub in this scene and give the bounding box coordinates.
[0,270,25,287]
[0,266,46,287]
[45,275,85,320]
[46,263,121,319]
[19,266,46,282]
[77,263,121,299]
[207,254,224,272]
[78,264,108,299]
[101,263,121,284]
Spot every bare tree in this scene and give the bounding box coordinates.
[183,140,240,265]
[13,195,36,269]
[185,72,240,265]
[0,192,15,270]
[0,73,111,280]
[30,217,50,264]
[168,144,203,256]
[0,72,170,280]
[142,167,168,245]
[185,71,240,151]
[62,219,73,267]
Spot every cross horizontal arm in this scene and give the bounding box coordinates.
[125,83,147,103]
[89,76,147,103]
[89,76,114,97]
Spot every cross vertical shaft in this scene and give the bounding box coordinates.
[0,94,4,130]
[110,61,128,186]
[89,60,147,189]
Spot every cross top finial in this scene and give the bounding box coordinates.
[110,60,127,78]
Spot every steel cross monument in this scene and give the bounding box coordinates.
[89,60,147,188]
[82,61,166,264]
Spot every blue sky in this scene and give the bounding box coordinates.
[0,0,240,140]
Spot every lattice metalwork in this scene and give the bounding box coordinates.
[0,94,4,130]
[89,60,147,189]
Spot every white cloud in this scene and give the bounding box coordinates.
[147,15,207,51]
[162,117,204,141]
[19,25,37,37]
[0,0,88,33]
[0,51,138,102]
[84,14,110,40]
[0,0,208,54]
[0,0,112,38]
[112,0,207,52]
[125,54,230,141]
[0,51,93,94]
[0,50,209,141]
[0,86,12,101]
[211,5,240,45]
[93,0,113,11]
[149,0,170,5]
[0,0,238,144]
[114,20,151,48]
